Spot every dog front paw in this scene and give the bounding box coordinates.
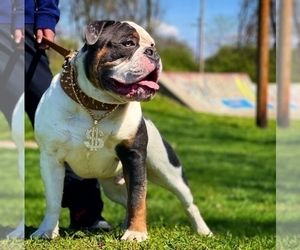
[31,228,59,239]
[121,230,148,242]
[7,220,24,239]
[207,231,214,237]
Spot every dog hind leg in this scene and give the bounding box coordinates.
[146,126,212,235]
[98,176,128,228]
[147,166,212,235]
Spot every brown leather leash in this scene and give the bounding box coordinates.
[41,36,78,69]
[42,36,73,58]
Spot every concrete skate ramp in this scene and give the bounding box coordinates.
[159,72,300,120]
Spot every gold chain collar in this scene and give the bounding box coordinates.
[60,60,119,112]
[60,55,119,151]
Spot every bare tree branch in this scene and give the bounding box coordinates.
[237,0,275,48]
[293,0,300,46]
[64,0,163,39]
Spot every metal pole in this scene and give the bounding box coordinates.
[199,0,205,72]
[256,0,270,128]
[277,0,293,127]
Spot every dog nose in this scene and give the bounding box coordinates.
[144,47,159,62]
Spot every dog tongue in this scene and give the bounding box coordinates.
[138,80,160,90]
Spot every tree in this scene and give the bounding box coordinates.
[156,37,199,72]
[205,45,276,83]
[237,0,276,48]
[205,14,237,57]
[62,0,163,39]
[294,0,300,46]
[56,0,198,72]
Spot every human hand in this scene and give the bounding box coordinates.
[36,29,55,50]
[14,29,24,43]
[14,29,24,49]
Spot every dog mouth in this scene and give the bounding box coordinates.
[103,69,160,101]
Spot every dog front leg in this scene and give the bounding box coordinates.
[31,154,65,239]
[115,120,148,242]
[117,148,147,242]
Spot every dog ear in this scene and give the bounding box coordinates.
[85,20,116,45]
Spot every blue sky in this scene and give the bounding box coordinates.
[57,0,243,58]
[156,0,242,57]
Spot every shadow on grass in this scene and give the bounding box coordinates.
[24,217,275,240]
[144,207,275,238]
[207,218,275,237]
[0,226,15,239]
[24,225,117,240]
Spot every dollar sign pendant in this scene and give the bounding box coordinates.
[84,120,104,151]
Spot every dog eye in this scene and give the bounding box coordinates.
[122,41,135,47]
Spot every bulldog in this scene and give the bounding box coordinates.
[31,20,212,242]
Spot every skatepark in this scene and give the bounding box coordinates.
[159,72,300,120]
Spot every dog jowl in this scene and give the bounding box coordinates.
[31,20,212,242]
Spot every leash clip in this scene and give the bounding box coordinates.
[62,51,78,68]
[40,36,77,68]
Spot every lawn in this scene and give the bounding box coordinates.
[0,113,24,247]
[0,94,276,249]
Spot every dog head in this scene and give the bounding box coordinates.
[78,20,162,104]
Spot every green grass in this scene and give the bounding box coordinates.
[0,112,11,140]
[276,122,300,249]
[0,94,276,249]
[0,114,23,244]
[0,149,23,225]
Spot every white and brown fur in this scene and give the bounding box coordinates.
[31,20,212,242]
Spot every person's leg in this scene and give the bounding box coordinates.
[24,24,110,229]
[24,24,52,125]
[0,24,23,127]
[62,164,111,230]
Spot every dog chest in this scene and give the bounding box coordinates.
[64,147,123,179]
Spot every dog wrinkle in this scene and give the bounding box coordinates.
[88,47,108,88]
[95,47,108,67]
[102,61,123,68]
